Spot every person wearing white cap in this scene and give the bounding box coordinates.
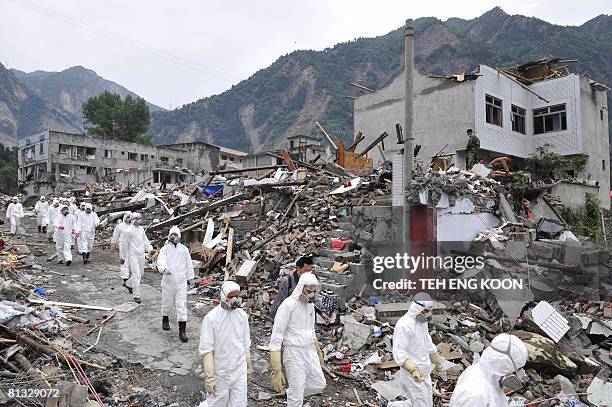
[269,272,326,406]
[111,212,133,287]
[449,333,528,406]
[76,203,99,264]
[34,196,49,234]
[199,281,251,406]
[120,212,152,304]
[54,204,77,266]
[5,196,24,235]
[392,294,443,407]
[157,225,195,342]
[46,199,61,241]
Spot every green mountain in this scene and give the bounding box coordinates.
[148,7,612,152]
[0,64,164,144]
[0,62,78,145]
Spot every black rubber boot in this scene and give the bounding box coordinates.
[42,226,47,234]
[162,316,170,331]
[66,260,71,267]
[123,279,133,293]
[38,226,41,233]
[178,321,188,343]
[82,253,87,264]
[134,298,141,304]
[86,252,90,261]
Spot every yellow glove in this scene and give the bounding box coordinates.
[402,358,424,383]
[314,341,324,365]
[202,352,216,395]
[429,352,442,377]
[111,243,118,251]
[246,355,253,381]
[270,350,286,393]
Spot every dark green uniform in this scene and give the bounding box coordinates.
[466,135,480,169]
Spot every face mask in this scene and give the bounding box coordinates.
[416,312,431,323]
[221,297,242,310]
[86,210,91,214]
[133,219,141,225]
[169,235,179,244]
[499,374,522,391]
[299,291,316,303]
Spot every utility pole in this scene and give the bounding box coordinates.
[403,19,414,258]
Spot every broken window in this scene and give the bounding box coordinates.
[86,166,96,175]
[160,156,169,164]
[104,168,113,176]
[485,94,503,127]
[511,105,526,135]
[177,158,183,165]
[533,104,567,134]
[128,152,138,161]
[59,144,71,154]
[104,149,112,159]
[38,143,44,155]
[141,154,148,161]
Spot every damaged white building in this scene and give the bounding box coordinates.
[354,59,610,208]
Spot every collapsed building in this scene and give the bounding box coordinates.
[17,130,223,197]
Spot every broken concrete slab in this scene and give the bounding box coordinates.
[587,377,612,406]
[513,331,578,377]
[342,320,371,351]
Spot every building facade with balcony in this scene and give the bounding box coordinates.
[18,130,220,197]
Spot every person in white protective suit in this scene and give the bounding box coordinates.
[119,212,152,304]
[5,196,24,235]
[34,196,49,234]
[392,295,443,407]
[76,203,100,264]
[199,281,252,406]
[111,212,132,288]
[74,202,86,252]
[46,199,61,242]
[68,197,78,216]
[54,205,77,266]
[269,273,326,407]
[156,226,195,342]
[449,333,528,407]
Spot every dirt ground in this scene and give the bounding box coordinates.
[2,217,377,406]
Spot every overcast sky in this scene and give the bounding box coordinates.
[1,0,610,109]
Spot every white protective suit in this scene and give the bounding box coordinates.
[76,204,100,254]
[156,226,194,321]
[199,281,251,406]
[47,201,61,240]
[111,212,132,279]
[34,198,49,227]
[392,300,437,407]
[449,333,528,407]
[269,273,326,407]
[120,216,152,299]
[68,197,78,216]
[5,199,24,234]
[54,207,76,263]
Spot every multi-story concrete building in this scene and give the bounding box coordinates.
[287,134,324,162]
[354,61,610,207]
[18,130,220,197]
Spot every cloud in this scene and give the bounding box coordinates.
[1,0,609,108]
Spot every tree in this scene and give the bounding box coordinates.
[0,144,18,195]
[82,91,151,142]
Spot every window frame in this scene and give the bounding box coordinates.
[533,103,567,135]
[511,104,526,135]
[485,94,503,127]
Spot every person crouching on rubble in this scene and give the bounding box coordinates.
[76,203,100,264]
[111,212,132,288]
[120,212,152,304]
[199,281,252,406]
[54,204,77,266]
[449,333,528,406]
[157,226,195,342]
[269,273,326,407]
[392,294,444,407]
[5,196,24,236]
[34,196,49,234]
[47,199,61,242]
[267,256,331,329]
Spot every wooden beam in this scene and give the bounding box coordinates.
[314,122,338,151]
[497,69,549,103]
[211,165,286,175]
[349,82,374,92]
[347,131,364,152]
[360,132,389,156]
